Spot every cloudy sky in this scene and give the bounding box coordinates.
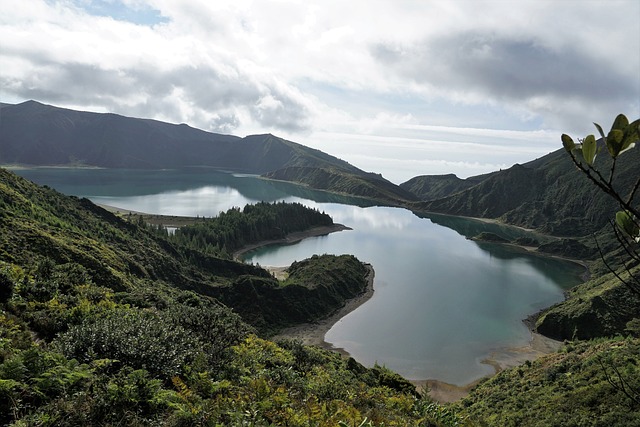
[1,0,639,183]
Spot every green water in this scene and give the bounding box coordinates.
[12,167,584,385]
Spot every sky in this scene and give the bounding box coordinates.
[1,0,639,183]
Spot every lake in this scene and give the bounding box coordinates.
[12,167,584,385]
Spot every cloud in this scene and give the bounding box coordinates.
[0,0,638,178]
[371,30,639,132]
[0,0,314,133]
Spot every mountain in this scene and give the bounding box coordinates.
[399,173,485,201]
[1,168,638,426]
[264,166,418,205]
[409,146,640,238]
[0,100,362,174]
[0,100,420,203]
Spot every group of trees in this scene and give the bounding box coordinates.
[163,201,334,258]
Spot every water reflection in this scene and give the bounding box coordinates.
[338,206,412,230]
[420,212,552,243]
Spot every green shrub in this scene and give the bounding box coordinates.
[54,309,204,379]
[166,297,253,368]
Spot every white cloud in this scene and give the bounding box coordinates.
[1,0,638,179]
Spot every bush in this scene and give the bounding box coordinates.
[54,309,204,379]
[166,297,253,368]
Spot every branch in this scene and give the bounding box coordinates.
[609,156,617,187]
[569,151,640,219]
[627,176,640,207]
[598,357,640,407]
[594,233,640,297]
[611,221,640,264]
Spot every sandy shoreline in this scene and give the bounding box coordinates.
[275,300,563,403]
[412,330,563,402]
[271,263,375,350]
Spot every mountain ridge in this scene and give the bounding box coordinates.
[0,100,362,175]
[407,144,640,238]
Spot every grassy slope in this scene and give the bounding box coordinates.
[457,337,640,426]
[263,166,418,205]
[536,268,640,340]
[0,168,371,332]
[411,146,640,238]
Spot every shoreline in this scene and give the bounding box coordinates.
[271,263,375,350]
[413,329,563,403]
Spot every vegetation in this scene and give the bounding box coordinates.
[533,115,640,340]
[1,168,471,426]
[536,267,640,340]
[411,143,640,241]
[561,114,640,295]
[471,232,510,243]
[166,201,333,258]
[457,337,640,426]
[263,166,417,205]
[212,254,371,333]
[400,174,481,201]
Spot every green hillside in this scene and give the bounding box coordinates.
[411,146,640,238]
[457,337,640,426]
[263,166,418,205]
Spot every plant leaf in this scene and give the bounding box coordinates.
[581,134,597,165]
[611,113,629,132]
[616,210,639,238]
[593,122,605,140]
[606,129,625,157]
[561,134,575,152]
[620,118,640,154]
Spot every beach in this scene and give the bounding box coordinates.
[276,296,563,402]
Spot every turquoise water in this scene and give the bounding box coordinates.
[12,167,584,385]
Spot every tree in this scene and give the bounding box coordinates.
[562,114,640,296]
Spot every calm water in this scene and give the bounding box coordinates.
[12,167,584,385]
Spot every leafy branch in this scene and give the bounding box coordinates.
[562,114,640,297]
